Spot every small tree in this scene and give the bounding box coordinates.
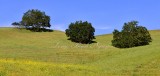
[11,22,23,29]
[65,21,95,44]
[21,9,51,32]
[12,22,20,26]
[112,21,152,48]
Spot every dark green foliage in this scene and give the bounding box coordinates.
[112,21,152,48]
[12,22,20,26]
[65,21,95,44]
[13,9,51,32]
[22,9,51,32]
[11,22,24,29]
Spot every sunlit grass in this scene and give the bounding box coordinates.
[0,58,96,76]
[0,28,160,76]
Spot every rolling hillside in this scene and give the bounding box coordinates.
[0,28,160,76]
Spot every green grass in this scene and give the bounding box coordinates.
[0,28,160,76]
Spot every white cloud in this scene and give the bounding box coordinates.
[53,24,67,31]
[53,25,113,32]
[0,25,13,27]
[95,26,112,30]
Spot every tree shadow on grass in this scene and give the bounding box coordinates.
[89,41,97,44]
[27,28,53,32]
[41,29,53,32]
[67,38,97,44]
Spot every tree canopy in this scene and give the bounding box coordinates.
[65,21,95,44]
[112,21,152,48]
[12,9,51,32]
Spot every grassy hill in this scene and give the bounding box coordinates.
[0,28,160,76]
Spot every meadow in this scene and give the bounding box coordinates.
[0,28,160,76]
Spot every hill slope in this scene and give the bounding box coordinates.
[0,28,160,76]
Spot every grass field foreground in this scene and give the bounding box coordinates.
[0,28,160,76]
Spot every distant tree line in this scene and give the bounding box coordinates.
[12,9,152,48]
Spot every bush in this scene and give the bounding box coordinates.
[112,21,152,48]
[65,21,95,44]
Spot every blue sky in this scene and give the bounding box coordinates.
[0,0,160,35]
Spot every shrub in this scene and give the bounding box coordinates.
[112,21,152,48]
[65,21,95,44]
